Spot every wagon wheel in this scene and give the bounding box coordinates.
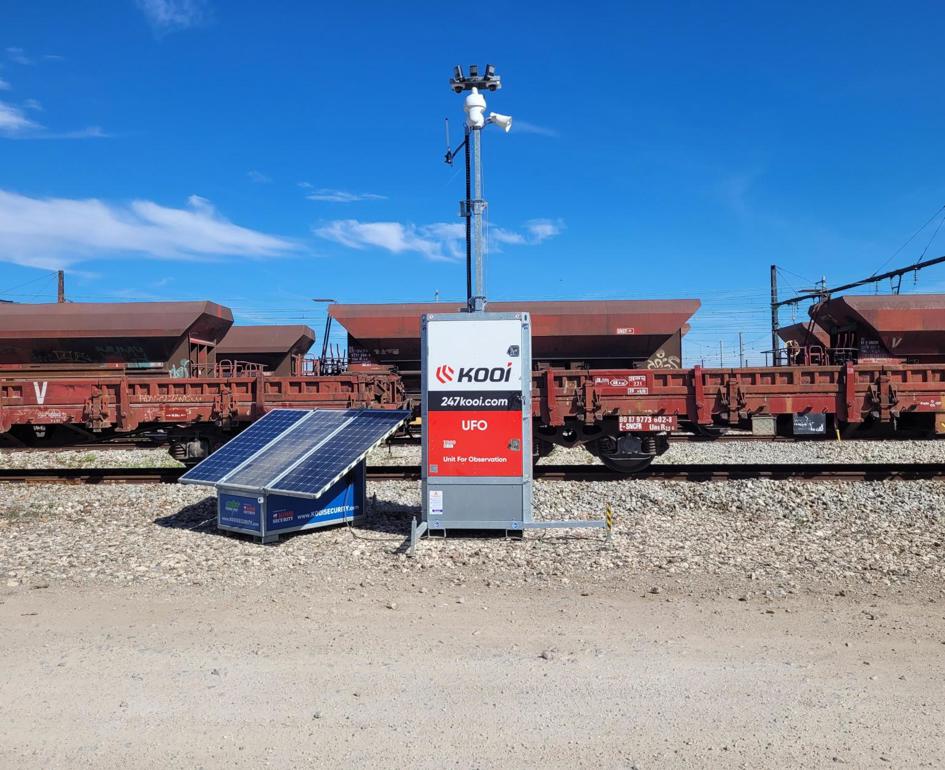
[589,435,656,475]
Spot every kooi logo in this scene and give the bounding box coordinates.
[436,362,513,384]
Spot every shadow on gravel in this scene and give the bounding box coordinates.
[153,496,228,537]
[152,495,421,546]
[365,494,420,535]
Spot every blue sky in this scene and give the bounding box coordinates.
[2,0,945,364]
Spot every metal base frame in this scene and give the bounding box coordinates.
[408,515,610,555]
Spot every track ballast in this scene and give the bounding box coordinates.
[2,463,945,484]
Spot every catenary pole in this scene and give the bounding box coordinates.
[770,264,779,366]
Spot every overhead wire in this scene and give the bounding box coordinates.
[915,209,945,265]
[0,270,58,298]
[870,203,945,276]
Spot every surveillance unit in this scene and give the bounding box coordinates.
[449,62,502,93]
[489,112,512,132]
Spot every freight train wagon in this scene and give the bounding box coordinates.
[779,294,945,365]
[0,301,403,458]
[328,299,701,398]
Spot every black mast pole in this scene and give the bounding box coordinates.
[464,124,472,308]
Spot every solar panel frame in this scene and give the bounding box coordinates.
[266,409,410,499]
[220,410,353,491]
[179,409,313,486]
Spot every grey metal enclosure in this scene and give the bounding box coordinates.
[421,312,533,531]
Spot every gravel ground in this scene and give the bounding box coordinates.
[541,439,945,465]
[1,475,942,594]
[655,438,945,464]
[3,581,942,768]
[2,447,944,767]
[1,438,943,592]
[0,448,182,469]
[374,438,945,466]
[6,436,945,470]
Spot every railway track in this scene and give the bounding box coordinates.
[0,467,186,484]
[0,443,155,453]
[546,463,945,481]
[1,462,945,485]
[385,433,933,446]
[1,432,930,455]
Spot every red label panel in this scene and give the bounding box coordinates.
[427,410,523,477]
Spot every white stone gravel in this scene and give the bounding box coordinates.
[6,436,945,471]
[0,448,182,469]
[377,438,945,467]
[655,438,945,465]
[1,438,943,594]
[1,474,942,592]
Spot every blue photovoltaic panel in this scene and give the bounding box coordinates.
[179,409,311,485]
[222,410,349,488]
[269,410,410,497]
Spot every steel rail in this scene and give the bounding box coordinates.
[2,462,945,485]
[382,433,937,446]
[0,467,186,484]
[538,463,945,482]
[0,443,154,453]
[0,434,933,455]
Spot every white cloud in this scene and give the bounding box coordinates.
[136,0,209,32]
[422,222,465,241]
[512,120,559,138]
[0,75,104,139]
[314,220,455,261]
[0,101,40,134]
[491,228,527,246]
[305,188,387,203]
[314,218,564,262]
[6,47,33,65]
[524,218,565,243]
[56,126,108,139]
[247,170,272,184]
[0,189,297,269]
[26,126,110,140]
[1,121,110,140]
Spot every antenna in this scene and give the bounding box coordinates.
[444,118,452,165]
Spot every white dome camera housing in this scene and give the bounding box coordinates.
[464,87,487,129]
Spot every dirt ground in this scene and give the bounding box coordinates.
[1,575,942,769]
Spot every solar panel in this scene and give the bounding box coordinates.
[179,409,311,484]
[268,410,410,498]
[221,409,350,489]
